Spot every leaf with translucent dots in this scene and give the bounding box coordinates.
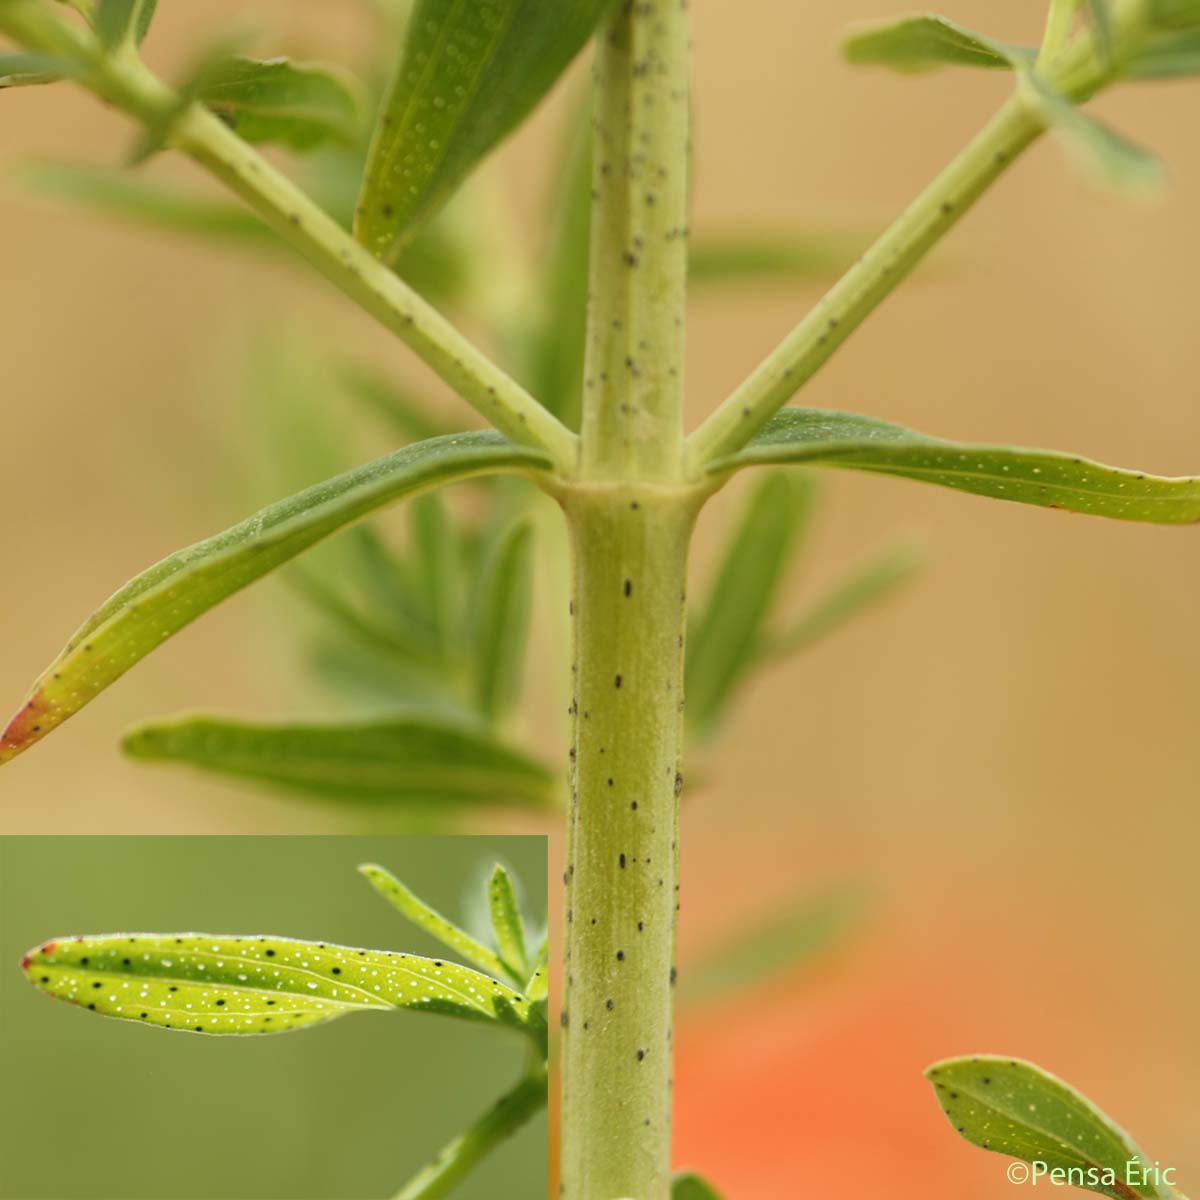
[488,864,528,981]
[926,1057,1180,1200]
[0,432,550,767]
[355,0,618,260]
[710,409,1200,524]
[359,863,512,982]
[21,932,540,1036]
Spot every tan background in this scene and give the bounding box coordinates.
[2,2,1198,1196]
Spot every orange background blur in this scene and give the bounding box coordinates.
[2,2,1199,1196]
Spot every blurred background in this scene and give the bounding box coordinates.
[0,835,547,1199]
[1,1,1198,1196]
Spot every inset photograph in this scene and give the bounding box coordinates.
[0,836,547,1200]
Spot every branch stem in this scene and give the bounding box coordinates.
[580,0,691,483]
[0,0,578,473]
[392,1066,547,1200]
[686,14,1131,473]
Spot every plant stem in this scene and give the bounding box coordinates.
[685,94,1044,471]
[685,13,1132,473]
[392,1066,547,1200]
[579,0,691,482]
[0,0,578,473]
[560,483,702,1200]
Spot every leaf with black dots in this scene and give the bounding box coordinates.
[710,409,1200,524]
[355,0,619,261]
[21,933,541,1036]
[0,432,550,767]
[358,862,512,982]
[925,1057,1181,1200]
[672,1172,725,1199]
[488,864,529,982]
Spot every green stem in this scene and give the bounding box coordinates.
[685,12,1134,473]
[0,0,578,473]
[391,1066,547,1200]
[685,94,1044,471]
[560,482,703,1200]
[579,0,691,482]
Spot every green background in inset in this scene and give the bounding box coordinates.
[0,836,547,1200]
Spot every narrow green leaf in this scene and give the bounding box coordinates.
[762,537,921,662]
[926,1057,1178,1200]
[679,883,866,1007]
[0,432,550,766]
[710,409,1200,524]
[355,0,617,260]
[1130,30,1200,77]
[472,519,534,722]
[524,93,592,428]
[488,865,528,980]
[0,52,70,87]
[843,15,1033,73]
[94,0,156,49]
[21,931,537,1034]
[409,491,461,654]
[672,1173,725,1200]
[196,56,361,151]
[524,939,548,1001]
[686,472,816,738]
[688,230,865,287]
[120,714,559,809]
[1022,72,1166,193]
[15,159,269,238]
[358,863,512,981]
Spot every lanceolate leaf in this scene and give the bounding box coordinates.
[926,1057,1178,1200]
[842,15,1032,73]
[0,432,550,766]
[488,865,528,980]
[472,519,534,722]
[196,56,361,151]
[355,0,617,261]
[0,52,70,87]
[94,0,156,49]
[672,1173,725,1200]
[359,863,511,981]
[1022,72,1166,194]
[689,230,865,286]
[763,537,921,661]
[710,409,1200,524]
[22,931,538,1035]
[686,472,816,738]
[121,714,559,809]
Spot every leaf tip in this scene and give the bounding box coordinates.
[0,689,58,766]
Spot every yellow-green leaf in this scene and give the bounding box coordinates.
[22,932,537,1035]
[926,1057,1180,1200]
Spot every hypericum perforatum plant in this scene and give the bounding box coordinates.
[3,0,1200,1195]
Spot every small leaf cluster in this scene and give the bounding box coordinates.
[22,859,549,1196]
